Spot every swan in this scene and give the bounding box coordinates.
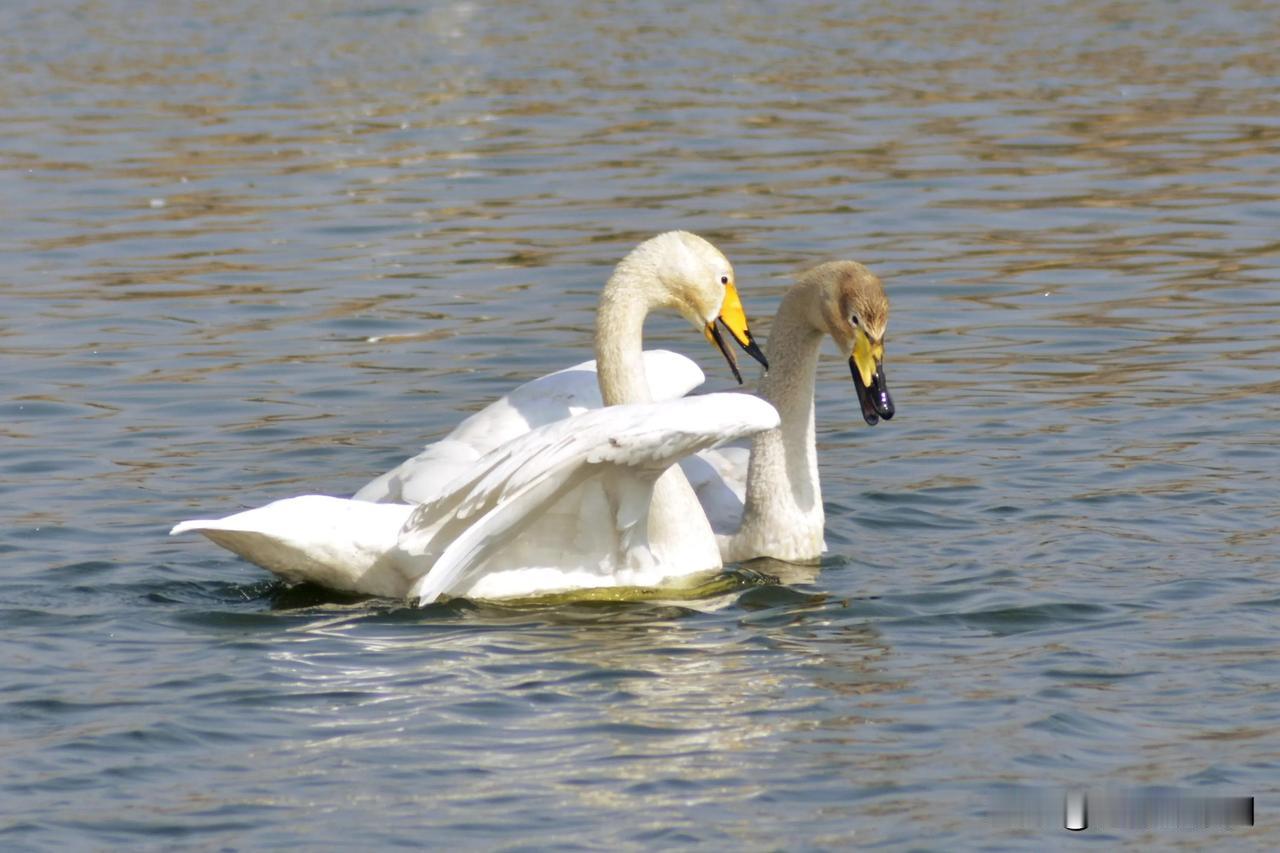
[172,231,776,603]
[682,260,895,563]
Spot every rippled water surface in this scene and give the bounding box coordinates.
[4,0,1278,848]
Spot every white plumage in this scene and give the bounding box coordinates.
[173,231,777,603]
[354,350,705,505]
[358,260,897,565]
[174,395,777,603]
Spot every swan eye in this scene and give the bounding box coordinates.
[720,275,729,285]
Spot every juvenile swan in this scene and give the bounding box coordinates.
[683,260,895,562]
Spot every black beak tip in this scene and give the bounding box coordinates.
[727,359,744,385]
[709,322,745,384]
[742,334,769,372]
[873,382,895,420]
[851,357,895,426]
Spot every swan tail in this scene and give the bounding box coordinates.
[172,495,416,597]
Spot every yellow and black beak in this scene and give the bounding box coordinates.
[850,328,895,425]
[703,281,768,384]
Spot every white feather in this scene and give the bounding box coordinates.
[172,395,778,603]
[353,350,704,504]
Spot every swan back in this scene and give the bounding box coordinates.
[353,350,705,504]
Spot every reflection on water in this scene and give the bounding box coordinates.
[258,597,894,830]
[2,0,1277,848]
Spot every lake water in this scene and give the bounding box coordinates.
[3,0,1277,848]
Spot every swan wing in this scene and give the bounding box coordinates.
[679,444,751,535]
[353,349,704,503]
[401,393,779,604]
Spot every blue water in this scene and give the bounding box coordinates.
[3,0,1277,848]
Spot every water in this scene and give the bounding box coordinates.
[3,0,1277,847]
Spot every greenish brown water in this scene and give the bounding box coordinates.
[3,0,1277,848]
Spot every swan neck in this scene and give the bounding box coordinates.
[594,268,655,406]
[742,283,825,540]
[593,255,721,573]
[757,283,824,413]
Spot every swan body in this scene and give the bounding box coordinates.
[174,395,778,602]
[173,231,774,603]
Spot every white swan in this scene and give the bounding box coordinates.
[172,232,776,603]
[683,260,895,563]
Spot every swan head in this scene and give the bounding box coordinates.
[618,231,769,383]
[802,260,895,425]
